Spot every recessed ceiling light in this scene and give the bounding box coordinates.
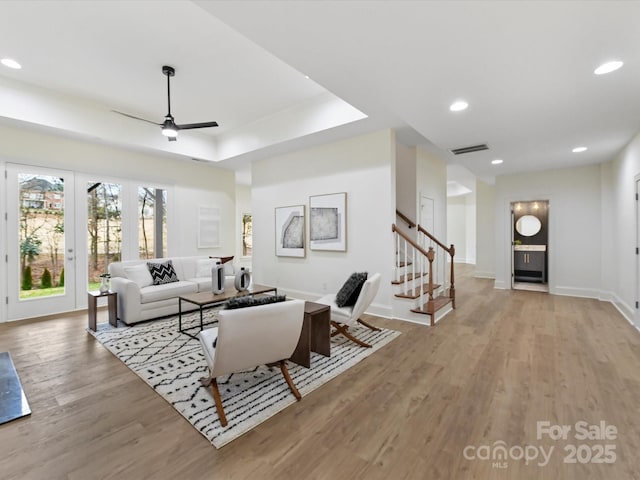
[449,100,468,112]
[594,61,623,75]
[304,74,310,79]
[1,58,21,69]
[491,159,503,165]
[572,146,588,153]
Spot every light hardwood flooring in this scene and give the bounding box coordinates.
[2,265,640,479]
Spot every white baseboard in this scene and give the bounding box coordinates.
[609,293,635,326]
[552,286,603,299]
[494,280,509,289]
[474,270,495,279]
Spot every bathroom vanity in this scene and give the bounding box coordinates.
[514,244,546,283]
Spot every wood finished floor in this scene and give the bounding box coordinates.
[2,265,640,479]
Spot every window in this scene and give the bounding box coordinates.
[138,187,167,259]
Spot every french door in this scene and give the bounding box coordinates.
[6,164,76,320]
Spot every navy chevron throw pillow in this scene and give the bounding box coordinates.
[147,260,179,285]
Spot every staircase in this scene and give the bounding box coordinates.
[392,210,456,326]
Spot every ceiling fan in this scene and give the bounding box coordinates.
[114,65,218,141]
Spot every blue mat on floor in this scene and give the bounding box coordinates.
[0,352,31,425]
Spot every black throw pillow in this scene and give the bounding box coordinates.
[147,260,179,285]
[335,272,368,308]
[224,294,287,310]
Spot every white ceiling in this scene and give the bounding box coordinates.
[1,1,639,185]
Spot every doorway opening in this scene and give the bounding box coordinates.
[511,200,549,292]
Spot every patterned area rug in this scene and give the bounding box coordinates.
[89,310,400,448]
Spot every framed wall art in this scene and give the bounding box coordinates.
[197,205,220,248]
[309,192,347,251]
[275,205,305,257]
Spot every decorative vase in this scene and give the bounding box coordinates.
[212,261,225,294]
[99,276,110,294]
[234,267,251,292]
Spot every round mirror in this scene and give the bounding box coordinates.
[515,215,542,237]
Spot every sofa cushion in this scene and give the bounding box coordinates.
[124,264,154,288]
[147,260,179,285]
[188,277,213,292]
[139,281,198,304]
[335,272,368,307]
[224,294,287,310]
[196,258,218,278]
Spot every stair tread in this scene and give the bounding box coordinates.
[396,261,413,268]
[394,283,442,299]
[391,272,426,284]
[410,295,452,315]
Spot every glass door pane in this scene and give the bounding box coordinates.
[6,164,75,320]
[87,182,122,290]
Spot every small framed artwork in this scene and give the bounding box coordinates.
[275,205,305,257]
[309,192,347,251]
[197,205,220,248]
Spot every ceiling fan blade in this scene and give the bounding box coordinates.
[112,110,161,126]
[176,121,219,130]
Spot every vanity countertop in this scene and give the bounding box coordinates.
[514,244,546,252]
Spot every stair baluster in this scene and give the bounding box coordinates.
[393,211,456,326]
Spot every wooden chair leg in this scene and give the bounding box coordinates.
[210,378,228,427]
[279,360,301,400]
[331,321,372,348]
[357,317,381,331]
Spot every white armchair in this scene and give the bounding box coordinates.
[197,299,305,427]
[316,273,382,348]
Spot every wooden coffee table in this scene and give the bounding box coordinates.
[289,301,331,368]
[178,284,278,339]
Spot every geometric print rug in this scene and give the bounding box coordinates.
[88,310,400,448]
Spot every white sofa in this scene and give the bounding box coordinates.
[108,256,237,325]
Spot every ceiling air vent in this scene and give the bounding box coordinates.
[449,143,489,155]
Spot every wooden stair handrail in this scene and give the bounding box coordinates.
[417,224,453,255]
[392,224,430,258]
[395,209,452,255]
[395,209,416,229]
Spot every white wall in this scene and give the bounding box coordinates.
[447,195,467,261]
[475,180,496,278]
[0,124,236,321]
[446,192,476,264]
[416,147,447,241]
[606,131,640,323]
[251,130,395,317]
[466,191,477,264]
[395,143,416,223]
[494,165,602,297]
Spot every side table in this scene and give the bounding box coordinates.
[88,291,118,331]
[290,301,331,368]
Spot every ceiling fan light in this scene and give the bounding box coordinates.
[161,117,178,138]
[162,126,178,138]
